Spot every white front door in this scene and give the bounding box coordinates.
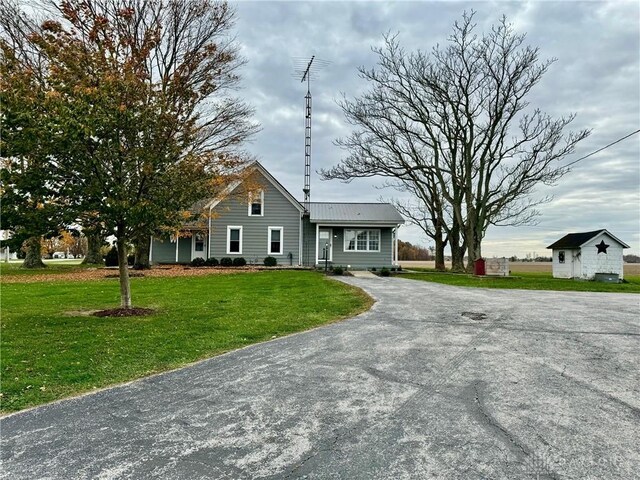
[317,228,333,263]
[191,232,207,260]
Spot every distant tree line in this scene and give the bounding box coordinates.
[623,254,640,263]
[509,254,552,262]
[397,240,433,261]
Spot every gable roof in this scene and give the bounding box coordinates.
[203,161,304,213]
[309,202,404,225]
[546,229,630,249]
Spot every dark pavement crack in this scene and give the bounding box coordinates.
[363,366,427,388]
[547,366,640,418]
[467,381,561,480]
[385,318,640,336]
[283,425,358,478]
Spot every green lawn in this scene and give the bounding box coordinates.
[0,271,371,413]
[401,269,640,293]
[0,259,89,277]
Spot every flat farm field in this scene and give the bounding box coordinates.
[400,261,640,275]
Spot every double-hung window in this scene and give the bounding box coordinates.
[268,227,283,255]
[248,190,264,216]
[227,226,243,254]
[194,233,205,253]
[344,229,380,252]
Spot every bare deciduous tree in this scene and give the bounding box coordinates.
[322,12,590,269]
[381,176,451,270]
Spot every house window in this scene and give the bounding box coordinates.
[248,190,264,216]
[558,251,565,264]
[344,229,381,252]
[268,227,283,255]
[227,226,243,254]
[194,233,205,252]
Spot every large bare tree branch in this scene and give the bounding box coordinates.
[322,11,590,269]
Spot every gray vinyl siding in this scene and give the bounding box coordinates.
[301,216,315,266]
[305,226,394,269]
[330,227,394,269]
[209,173,302,265]
[151,236,192,264]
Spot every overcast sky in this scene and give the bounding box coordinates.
[230,0,640,257]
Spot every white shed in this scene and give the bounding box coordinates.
[546,229,630,280]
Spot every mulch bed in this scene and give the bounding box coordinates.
[104,272,146,278]
[1,265,264,283]
[92,307,155,317]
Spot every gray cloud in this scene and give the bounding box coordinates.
[232,0,639,256]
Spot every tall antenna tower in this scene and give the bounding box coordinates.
[294,56,330,213]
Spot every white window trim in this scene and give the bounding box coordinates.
[227,225,243,254]
[268,226,284,255]
[343,229,381,252]
[248,190,264,216]
[192,232,207,259]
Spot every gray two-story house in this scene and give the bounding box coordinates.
[149,162,404,269]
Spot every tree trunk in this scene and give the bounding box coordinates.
[82,233,104,265]
[449,220,465,272]
[116,237,132,308]
[133,236,151,270]
[434,234,446,271]
[465,223,482,272]
[22,236,46,268]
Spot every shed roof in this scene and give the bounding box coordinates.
[546,229,630,249]
[309,202,404,225]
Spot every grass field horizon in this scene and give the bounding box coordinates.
[400,260,640,276]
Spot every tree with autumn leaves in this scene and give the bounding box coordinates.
[0,0,258,308]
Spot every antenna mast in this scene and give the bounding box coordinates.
[301,56,314,212]
[294,56,330,213]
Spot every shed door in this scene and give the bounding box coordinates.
[572,250,582,278]
[317,228,333,262]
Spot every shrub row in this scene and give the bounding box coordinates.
[369,266,402,273]
[104,247,135,267]
[323,265,400,276]
[190,256,278,267]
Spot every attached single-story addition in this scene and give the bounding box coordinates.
[303,202,405,269]
[546,229,630,280]
[150,162,404,269]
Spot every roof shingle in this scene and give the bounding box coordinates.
[546,229,629,249]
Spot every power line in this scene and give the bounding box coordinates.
[564,129,640,168]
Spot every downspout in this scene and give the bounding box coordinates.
[390,227,394,266]
[148,235,153,265]
[395,224,400,266]
[209,204,213,259]
[298,214,303,266]
[175,231,179,263]
[315,223,319,267]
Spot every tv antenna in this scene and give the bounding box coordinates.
[293,56,331,212]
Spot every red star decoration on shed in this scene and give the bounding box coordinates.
[595,240,609,254]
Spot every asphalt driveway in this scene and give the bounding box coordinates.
[1,277,639,479]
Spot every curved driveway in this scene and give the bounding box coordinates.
[2,277,639,479]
